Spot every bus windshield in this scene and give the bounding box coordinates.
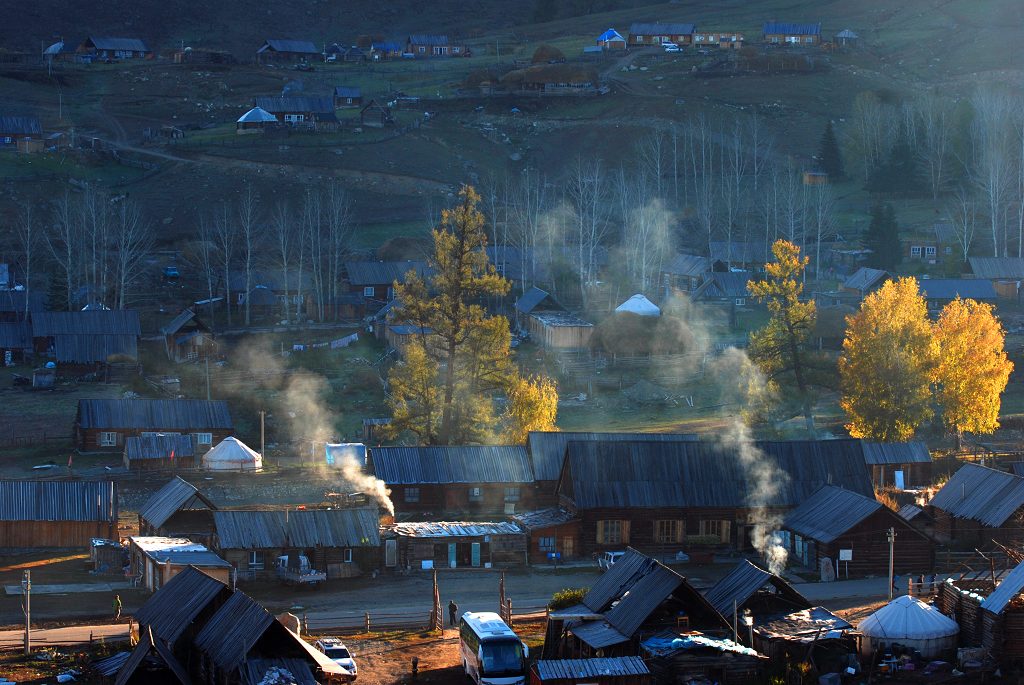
[480,640,524,676]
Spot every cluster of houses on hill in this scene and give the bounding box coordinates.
[256,35,470,64]
[587,21,834,53]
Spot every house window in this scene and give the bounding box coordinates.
[404,487,420,503]
[248,551,265,570]
[468,487,483,502]
[538,536,555,552]
[654,520,683,544]
[418,46,425,53]
[945,246,953,254]
[99,432,118,447]
[925,246,937,256]
[504,487,521,503]
[910,246,922,257]
[387,286,396,300]
[343,548,353,563]
[596,520,629,545]
[363,286,375,297]
[195,433,212,445]
[283,114,305,124]
[805,36,814,43]
[734,298,746,306]
[699,519,731,544]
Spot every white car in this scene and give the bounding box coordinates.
[598,551,625,570]
[315,638,357,678]
[663,43,681,53]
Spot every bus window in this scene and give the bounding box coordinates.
[481,640,524,676]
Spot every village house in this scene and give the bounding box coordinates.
[692,271,753,308]
[627,22,696,46]
[383,521,526,571]
[384,323,437,357]
[782,486,934,578]
[0,115,42,147]
[531,657,650,685]
[556,439,874,557]
[333,86,363,108]
[124,434,198,471]
[0,480,117,548]
[370,40,404,60]
[325,44,367,62]
[256,38,319,62]
[0,321,30,364]
[596,29,628,50]
[360,99,394,128]
[74,398,233,452]
[77,36,152,59]
[840,266,889,301]
[861,440,932,488]
[968,256,1024,300]
[253,96,337,128]
[236,106,279,134]
[905,222,958,263]
[211,508,380,581]
[370,445,535,514]
[709,241,770,272]
[503,64,600,95]
[226,269,315,317]
[927,463,1024,547]
[512,507,581,564]
[762,22,822,46]
[692,31,745,49]
[918,278,996,310]
[662,253,710,297]
[160,309,216,363]
[128,536,232,592]
[544,549,728,659]
[406,34,466,57]
[705,560,811,624]
[344,260,428,306]
[137,476,218,540]
[31,310,141,370]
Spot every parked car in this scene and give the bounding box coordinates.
[598,551,625,570]
[163,265,180,281]
[663,43,681,53]
[315,637,358,677]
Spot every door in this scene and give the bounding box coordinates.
[385,539,397,567]
[448,543,457,568]
[471,543,481,567]
[561,537,574,560]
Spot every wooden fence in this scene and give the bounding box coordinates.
[302,602,548,636]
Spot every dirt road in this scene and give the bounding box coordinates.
[0,623,129,649]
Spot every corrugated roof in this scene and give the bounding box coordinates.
[928,463,1024,528]
[0,115,42,135]
[334,86,361,98]
[194,592,275,670]
[259,39,319,54]
[783,485,882,543]
[528,431,698,482]
[694,271,751,300]
[138,477,215,529]
[114,629,190,685]
[515,286,550,314]
[0,321,30,349]
[980,560,1024,615]
[125,435,197,462]
[569,620,629,649]
[32,310,140,336]
[511,507,577,531]
[134,566,231,643]
[860,441,931,465]
[843,267,888,292]
[704,560,810,616]
[629,22,696,35]
[77,399,233,430]
[0,480,116,522]
[160,309,196,336]
[597,30,626,42]
[390,521,521,538]
[1011,462,1024,477]
[87,37,150,52]
[0,290,46,313]
[408,34,450,46]
[214,508,380,549]
[604,562,683,638]
[254,96,335,114]
[918,278,995,301]
[763,22,822,35]
[663,253,709,278]
[898,504,924,521]
[534,657,648,680]
[52,333,137,363]
[344,260,428,286]
[560,439,874,509]
[969,257,1024,280]
[148,550,231,567]
[582,549,650,612]
[371,445,534,484]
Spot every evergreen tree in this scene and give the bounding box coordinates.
[865,142,924,195]
[863,203,902,270]
[817,121,845,179]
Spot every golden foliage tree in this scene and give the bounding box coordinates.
[748,240,817,427]
[934,298,1013,443]
[839,277,938,440]
[503,374,558,444]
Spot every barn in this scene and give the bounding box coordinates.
[31,310,141,370]
[527,312,593,350]
[0,480,118,548]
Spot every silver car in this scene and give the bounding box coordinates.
[315,638,357,678]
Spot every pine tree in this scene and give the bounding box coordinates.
[863,203,902,270]
[817,121,845,179]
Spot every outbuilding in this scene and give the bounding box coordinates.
[384,521,526,571]
[512,508,581,564]
[530,657,649,685]
[860,440,931,488]
[137,476,217,540]
[704,560,811,622]
[159,309,216,363]
[0,480,118,548]
[124,434,198,471]
[596,30,627,51]
[128,536,232,592]
[527,312,593,350]
[927,463,1024,546]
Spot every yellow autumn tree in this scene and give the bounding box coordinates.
[503,374,559,444]
[839,277,938,441]
[934,298,1013,444]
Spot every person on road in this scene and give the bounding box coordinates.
[113,594,122,621]
[448,600,458,626]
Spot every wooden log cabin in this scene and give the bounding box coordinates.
[927,463,1024,548]
[704,560,811,624]
[782,485,935,577]
[555,439,875,557]
[137,476,217,541]
[383,521,526,571]
[0,480,118,548]
[75,398,233,453]
[861,441,932,488]
[512,508,581,564]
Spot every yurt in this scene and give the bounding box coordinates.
[236,106,278,134]
[202,436,263,472]
[615,294,661,317]
[857,595,959,658]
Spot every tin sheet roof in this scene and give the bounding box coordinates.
[371,445,533,484]
[0,480,116,522]
[134,566,231,643]
[138,477,215,528]
[214,508,380,549]
[928,463,1024,528]
[704,560,810,616]
[534,656,648,680]
[390,521,521,538]
[511,508,577,531]
[528,430,698,482]
[77,399,232,430]
[783,485,882,543]
[860,441,931,465]
[980,560,1024,615]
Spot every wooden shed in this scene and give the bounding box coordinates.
[137,476,217,540]
[531,657,650,685]
[513,508,581,564]
[860,440,932,488]
[128,536,232,592]
[527,312,593,349]
[936,563,1024,667]
[927,463,1024,547]
[160,309,216,363]
[124,434,198,471]
[384,521,527,571]
[0,480,118,548]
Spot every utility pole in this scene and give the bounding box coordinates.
[260,410,266,462]
[887,527,896,601]
[205,355,211,400]
[22,570,30,655]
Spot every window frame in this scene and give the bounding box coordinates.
[404,487,421,503]
[597,519,629,545]
[195,432,213,446]
[910,246,922,257]
[99,431,118,447]
[925,246,937,256]
[468,486,483,502]
[503,486,521,503]
[538,536,556,552]
[248,551,265,570]
[343,548,353,563]
[363,286,375,298]
[654,519,682,544]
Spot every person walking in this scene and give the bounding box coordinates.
[448,599,458,626]
[113,594,122,621]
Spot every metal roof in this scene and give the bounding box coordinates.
[0,290,46,313]
[663,253,709,278]
[0,115,42,135]
[390,521,522,538]
[694,271,751,300]
[160,309,196,336]
[408,34,451,45]
[511,507,577,531]
[32,310,141,336]
[582,549,650,611]
[641,629,762,658]
[969,257,1024,280]
[344,260,428,286]
[86,37,149,52]
[763,22,822,35]
[125,435,196,462]
[147,550,231,567]
[1012,462,1024,477]
[569,620,629,649]
[704,560,810,616]
[515,286,550,314]
[980,560,1024,615]
[860,441,931,465]
[114,628,191,685]
[0,480,117,522]
[783,485,881,543]
[194,592,275,670]
[604,562,684,638]
[842,267,888,292]
[52,333,138,363]
[370,445,534,484]
[334,86,361,98]
[214,508,380,549]
[560,439,874,509]
[138,477,215,528]
[254,96,335,114]
[928,463,1024,527]
[259,39,319,54]
[134,566,232,643]
[534,657,648,680]
[77,399,233,430]
[597,30,626,42]
[918,278,995,301]
[528,431,699,482]
[898,504,925,521]
[629,23,696,35]
[754,606,852,642]
[0,321,30,349]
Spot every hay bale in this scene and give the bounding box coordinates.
[531,44,565,64]
[590,312,696,355]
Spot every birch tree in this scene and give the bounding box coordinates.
[112,200,154,309]
[948,186,977,263]
[237,184,260,325]
[47,191,79,312]
[272,201,294,323]
[916,93,954,201]
[212,202,234,327]
[325,183,353,320]
[971,90,1014,256]
[14,201,37,319]
[564,157,610,304]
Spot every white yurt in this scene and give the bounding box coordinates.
[201,436,263,472]
[857,595,959,658]
[615,294,661,317]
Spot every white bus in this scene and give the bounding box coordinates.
[458,611,528,685]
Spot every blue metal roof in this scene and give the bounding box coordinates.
[763,22,821,36]
[918,278,996,301]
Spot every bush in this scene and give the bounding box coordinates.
[549,587,588,610]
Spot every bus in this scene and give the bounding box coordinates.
[458,611,528,685]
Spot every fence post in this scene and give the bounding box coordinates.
[303,613,308,635]
[364,611,371,633]
[506,599,513,630]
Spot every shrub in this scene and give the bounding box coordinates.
[549,587,588,610]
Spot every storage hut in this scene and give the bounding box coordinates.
[137,476,217,539]
[640,631,766,685]
[927,463,1024,546]
[841,267,889,301]
[968,257,1024,300]
[752,606,855,664]
[236,107,278,133]
[527,311,593,349]
[383,521,526,570]
[512,508,581,564]
[596,30,627,50]
[615,294,660,316]
[857,595,959,659]
[124,434,197,471]
[860,441,931,488]
[0,480,118,547]
[201,436,262,472]
[128,536,232,592]
[704,560,811,622]
[530,657,649,685]
[936,563,1024,664]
